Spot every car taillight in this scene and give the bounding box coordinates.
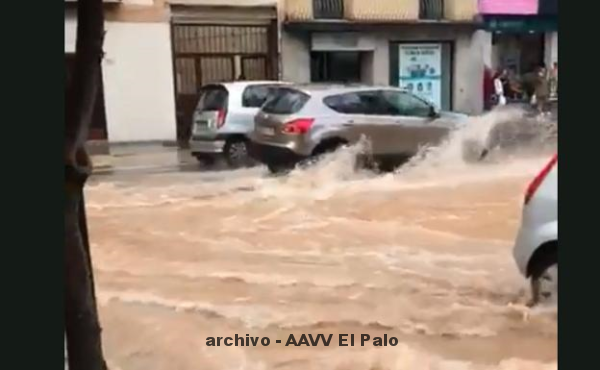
[216,109,227,128]
[282,118,314,135]
[525,154,557,205]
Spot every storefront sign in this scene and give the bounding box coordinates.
[478,0,537,15]
[479,0,557,16]
[484,16,558,33]
[398,44,442,108]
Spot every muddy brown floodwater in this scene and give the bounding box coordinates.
[86,113,557,370]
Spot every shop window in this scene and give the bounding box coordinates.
[310,52,363,83]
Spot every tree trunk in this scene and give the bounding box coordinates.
[64,1,107,370]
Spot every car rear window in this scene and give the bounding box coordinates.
[261,88,310,114]
[196,85,228,111]
[242,85,280,108]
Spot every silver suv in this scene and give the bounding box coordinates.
[250,85,468,173]
[189,81,286,168]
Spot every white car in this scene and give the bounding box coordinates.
[189,81,287,168]
[513,154,558,305]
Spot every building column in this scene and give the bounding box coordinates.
[544,32,558,67]
[453,30,492,114]
[371,37,389,86]
[280,31,311,83]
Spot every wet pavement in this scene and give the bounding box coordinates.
[86,112,557,370]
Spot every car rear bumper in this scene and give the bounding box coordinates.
[250,142,307,166]
[189,134,229,154]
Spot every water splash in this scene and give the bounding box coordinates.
[397,107,552,177]
[88,110,556,370]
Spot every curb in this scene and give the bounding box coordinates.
[91,155,113,172]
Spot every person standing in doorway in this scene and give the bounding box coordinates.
[534,66,550,115]
[483,65,494,110]
[493,68,508,106]
[549,62,558,100]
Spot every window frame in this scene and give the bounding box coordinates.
[261,87,311,115]
[196,84,229,112]
[379,89,434,118]
[241,84,281,109]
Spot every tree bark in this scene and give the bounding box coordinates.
[65,1,107,370]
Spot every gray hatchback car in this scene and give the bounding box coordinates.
[250,85,468,173]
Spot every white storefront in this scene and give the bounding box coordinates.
[65,8,177,144]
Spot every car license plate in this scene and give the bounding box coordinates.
[258,127,275,136]
[193,121,209,134]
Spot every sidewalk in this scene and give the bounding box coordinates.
[90,143,197,174]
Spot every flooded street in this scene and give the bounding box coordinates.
[86,114,557,370]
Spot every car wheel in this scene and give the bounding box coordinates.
[355,154,377,171]
[224,139,254,169]
[306,140,348,168]
[267,163,293,175]
[530,260,558,305]
[194,154,216,167]
[313,141,345,158]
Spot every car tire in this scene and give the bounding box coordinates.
[312,141,345,158]
[306,140,348,168]
[530,257,558,306]
[224,139,254,169]
[194,154,216,167]
[267,163,293,175]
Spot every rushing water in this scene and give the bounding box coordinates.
[86,110,557,370]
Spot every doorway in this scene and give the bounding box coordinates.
[171,22,279,146]
[492,33,545,75]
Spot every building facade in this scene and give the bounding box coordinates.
[479,0,558,74]
[65,0,178,145]
[65,0,558,145]
[168,0,279,144]
[280,0,487,114]
[64,0,279,147]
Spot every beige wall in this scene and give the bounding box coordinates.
[104,0,170,22]
[168,0,277,5]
